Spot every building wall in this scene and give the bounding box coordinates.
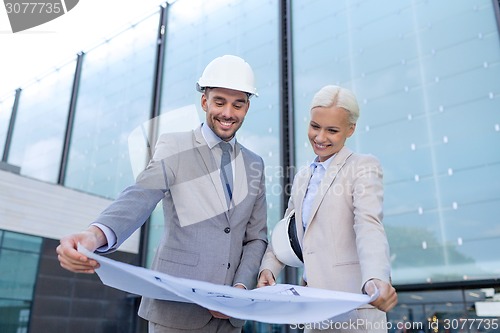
[29,238,144,333]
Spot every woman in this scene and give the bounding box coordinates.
[258,85,397,332]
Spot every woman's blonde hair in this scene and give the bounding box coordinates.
[310,85,360,124]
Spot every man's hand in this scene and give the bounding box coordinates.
[365,279,398,312]
[257,269,276,288]
[56,226,106,274]
[208,284,246,319]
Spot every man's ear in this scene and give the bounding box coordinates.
[201,94,208,111]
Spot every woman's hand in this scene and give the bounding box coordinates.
[365,279,398,312]
[257,269,276,288]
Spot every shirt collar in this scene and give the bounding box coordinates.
[310,154,335,172]
[201,123,236,149]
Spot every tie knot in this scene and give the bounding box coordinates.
[219,142,232,153]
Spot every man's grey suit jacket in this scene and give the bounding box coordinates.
[95,126,268,329]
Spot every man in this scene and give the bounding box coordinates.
[56,55,268,333]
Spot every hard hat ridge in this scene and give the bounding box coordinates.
[196,55,258,97]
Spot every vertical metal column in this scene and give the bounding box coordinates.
[279,0,297,279]
[493,0,500,37]
[135,5,169,333]
[58,52,84,185]
[138,2,169,269]
[148,3,169,152]
[279,1,299,332]
[2,88,21,162]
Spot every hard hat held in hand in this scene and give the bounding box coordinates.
[271,210,304,268]
[196,55,258,97]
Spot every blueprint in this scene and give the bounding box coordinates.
[78,245,377,324]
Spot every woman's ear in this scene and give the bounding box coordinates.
[347,123,356,137]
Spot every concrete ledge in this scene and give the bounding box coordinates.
[0,161,20,174]
[0,169,140,253]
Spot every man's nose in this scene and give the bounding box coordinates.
[220,105,233,118]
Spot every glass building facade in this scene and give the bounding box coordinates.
[291,0,500,286]
[0,231,42,333]
[0,0,499,332]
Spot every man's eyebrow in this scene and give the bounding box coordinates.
[211,95,247,103]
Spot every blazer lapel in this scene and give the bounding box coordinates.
[303,147,354,233]
[293,167,312,245]
[193,127,228,217]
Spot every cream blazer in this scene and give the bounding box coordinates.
[261,145,391,303]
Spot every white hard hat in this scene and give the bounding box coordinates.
[196,55,258,97]
[271,210,304,268]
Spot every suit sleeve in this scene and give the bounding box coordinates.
[233,158,268,289]
[352,156,391,288]
[92,134,175,252]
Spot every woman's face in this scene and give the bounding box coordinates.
[308,106,356,162]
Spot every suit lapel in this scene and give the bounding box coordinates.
[303,147,354,234]
[193,127,228,218]
[294,166,312,241]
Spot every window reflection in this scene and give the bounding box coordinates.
[152,0,281,256]
[0,95,15,159]
[292,0,500,284]
[0,231,42,333]
[64,13,159,198]
[388,288,500,333]
[7,62,75,183]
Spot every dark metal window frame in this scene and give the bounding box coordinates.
[494,0,500,37]
[1,88,21,163]
[58,52,84,185]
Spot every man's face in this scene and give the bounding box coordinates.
[201,87,250,141]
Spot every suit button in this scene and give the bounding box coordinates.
[224,227,231,234]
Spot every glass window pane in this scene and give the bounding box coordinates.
[7,61,75,183]
[0,232,42,306]
[292,0,500,284]
[389,288,500,332]
[0,300,30,333]
[2,232,42,252]
[0,94,15,159]
[64,12,159,198]
[0,249,40,300]
[150,0,281,257]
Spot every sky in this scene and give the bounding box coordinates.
[0,1,166,99]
